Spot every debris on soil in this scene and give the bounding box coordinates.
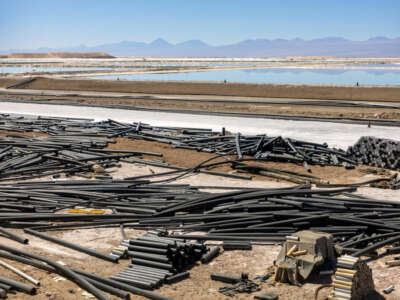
[254,266,275,282]
[218,274,261,297]
[254,291,279,300]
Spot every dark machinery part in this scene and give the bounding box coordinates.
[275,230,337,285]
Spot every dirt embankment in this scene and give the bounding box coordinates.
[3,52,115,59]
[108,137,384,185]
[2,77,400,121]
[15,77,400,102]
[0,77,21,88]
[0,130,385,185]
[6,92,398,121]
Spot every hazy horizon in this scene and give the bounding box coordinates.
[1,0,399,50]
[3,36,400,51]
[3,36,399,58]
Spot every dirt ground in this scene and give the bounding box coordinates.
[0,128,398,299]
[107,136,394,185]
[0,134,398,299]
[0,115,399,299]
[2,91,400,121]
[1,75,400,122]
[0,129,388,185]
[0,78,20,88]
[1,164,400,300]
[1,76,400,102]
[2,230,399,300]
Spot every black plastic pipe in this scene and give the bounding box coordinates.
[74,269,175,300]
[0,277,36,295]
[24,228,118,263]
[0,243,110,300]
[165,272,190,284]
[0,228,28,244]
[210,273,241,284]
[201,247,220,264]
[132,258,175,271]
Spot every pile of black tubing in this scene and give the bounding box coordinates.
[0,243,175,300]
[347,136,400,170]
[0,113,355,168]
[110,230,208,290]
[392,178,400,190]
[1,181,400,299]
[1,180,400,259]
[0,179,205,231]
[0,133,162,181]
[0,276,37,297]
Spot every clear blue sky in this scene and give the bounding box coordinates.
[1,0,399,49]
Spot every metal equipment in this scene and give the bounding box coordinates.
[274,230,337,285]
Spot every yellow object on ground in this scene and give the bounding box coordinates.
[68,209,105,214]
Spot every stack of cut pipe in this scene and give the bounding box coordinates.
[331,255,374,300]
[347,136,400,170]
[0,134,163,181]
[0,113,356,168]
[110,231,208,289]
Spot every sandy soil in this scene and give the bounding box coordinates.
[0,129,392,185]
[2,90,400,121]
[6,95,400,120]
[108,137,394,185]
[1,164,399,300]
[2,231,399,300]
[0,78,20,88]
[0,129,398,299]
[1,76,400,124]
[3,77,400,102]
[0,123,398,299]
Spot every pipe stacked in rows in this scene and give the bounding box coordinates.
[347,136,400,170]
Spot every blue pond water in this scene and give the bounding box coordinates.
[91,68,400,86]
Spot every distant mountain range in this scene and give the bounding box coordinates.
[2,37,400,57]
